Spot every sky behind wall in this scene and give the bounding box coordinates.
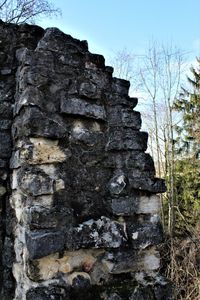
[38,0,200,64]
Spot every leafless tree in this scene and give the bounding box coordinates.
[0,0,61,24]
[110,42,187,235]
[137,42,187,235]
[110,48,136,81]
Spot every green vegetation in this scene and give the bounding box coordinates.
[173,58,200,235]
[165,57,200,299]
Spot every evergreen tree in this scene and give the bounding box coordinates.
[173,58,200,235]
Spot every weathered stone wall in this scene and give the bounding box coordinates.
[0,21,44,299]
[0,21,171,299]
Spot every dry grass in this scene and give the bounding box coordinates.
[160,233,200,300]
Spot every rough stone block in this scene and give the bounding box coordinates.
[128,176,166,193]
[23,206,74,230]
[60,97,106,121]
[17,65,50,88]
[0,185,6,197]
[82,68,110,90]
[126,218,163,249]
[111,195,161,215]
[26,286,68,300]
[0,102,13,118]
[14,86,50,115]
[0,68,12,75]
[129,286,155,300]
[104,152,155,176]
[70,126,104,147]
[127,152,155,172]
[0,119,12,130]
[16,47,54,67]
[19,169,54,196]
[79,81,100,99]
[13,107,67,139]
[2,237,14,269]
[108,95,138,108]
[10,140,70,168]
[26,230,66,259]
[37,27,88,53]
[102,249,160,274]
[31,195,54,208]
[121,109,141,129]
[0,158,7,168]
[108,172,127,195]
[112,78,130,96]
[107,107,141,129]
[106,129,148,151]
[0,132,12,158]
[85,53,105,69]
[74,217,126,249]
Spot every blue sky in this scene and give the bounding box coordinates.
[38,0,200,63]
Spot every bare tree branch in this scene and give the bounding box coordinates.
[0,0,61,24]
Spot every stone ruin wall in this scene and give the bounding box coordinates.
[0,21,171,299]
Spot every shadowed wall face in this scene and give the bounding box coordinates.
[0,22,171,299]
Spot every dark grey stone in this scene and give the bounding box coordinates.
[2,238,14,269]
[18,167,54,196]
[154,279,173,300]
[128,176,166,193]
[108,95,138,108]
[70,129,104,147]
[107,107,141,129]
[14,86,58,115]
[106,293,122,300]
[108,172,127,195]
[102,250,139,274]
[111,197,139,216]
[112,78,130,96]
[24,206,74,230]
[86,53,105,69]
[37,27,88,53]
[0,20,44,299]
[126,219,164,249]
[129,286,155,300]
[0,120,12,130]
[0,102,13,118]
[26,286,68,300]
[79,81,100,99]
[106,129,148,151]
[71,274,91,290]
[25,230,65,259]
[73,217,126,249]
[12,107,67,139]
[0,69,12,75]
[0,159,7,168]
[104,152,155,176]
[0,132,12,158]
[60,97,106,120]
